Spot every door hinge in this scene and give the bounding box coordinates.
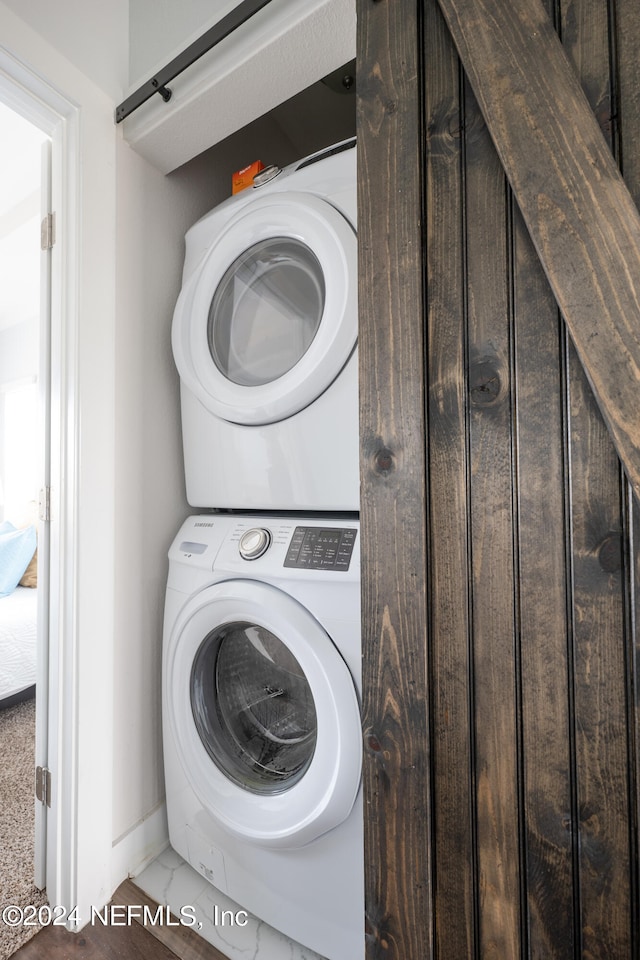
[38,487,51,522]
[40,212,56,250]
[35,766,51,807]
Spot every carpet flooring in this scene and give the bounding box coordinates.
[0,699,47,959]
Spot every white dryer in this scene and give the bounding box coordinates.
[172,139,358,511]
[163,513,363,960]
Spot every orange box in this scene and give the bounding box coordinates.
[232,160,265,195]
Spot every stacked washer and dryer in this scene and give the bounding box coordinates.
[162,139,363,960]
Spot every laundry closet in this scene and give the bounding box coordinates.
[112,3,359,959]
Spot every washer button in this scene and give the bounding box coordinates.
[239,527,271,560]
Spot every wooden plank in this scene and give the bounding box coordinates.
[565,338,632,958]
[561,0,614,147]
[462,78,522,958]
[514,5,615,956]
[616,0,640,208]
[356,0,432,957]
[512,206,576,959]
[628,487,640,953]
[616,0,640,948]
[11,920,180,960]
[115,880,227,960]
[423,3,475,957]
[556,6,633,956]
[11,885,186,960]
[434,0,640,502]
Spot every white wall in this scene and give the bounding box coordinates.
[112,141,196,845]
[0,320,38,384]
[0,0,128,100]
[0,322,39,524]
[129,0,241,86]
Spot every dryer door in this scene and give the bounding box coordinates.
[172,192,357,425]
[165,579,362,848]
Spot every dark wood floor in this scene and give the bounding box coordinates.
[12,916,181,960]
[12,881,227,960]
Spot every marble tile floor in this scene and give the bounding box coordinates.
[134,845,324,960]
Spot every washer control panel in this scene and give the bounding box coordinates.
[238,527,272,560]
[171,516,360,578]
[284,526,357,572]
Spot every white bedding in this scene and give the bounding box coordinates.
[0,586,37,703]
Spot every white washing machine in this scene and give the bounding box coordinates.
[163,513,363,960]
[172,139,359,511]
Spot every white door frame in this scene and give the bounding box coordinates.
[0,47,108,924]
[33,135,52,891]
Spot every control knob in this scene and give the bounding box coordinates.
[252,165,281,187]
[239,527,271,560]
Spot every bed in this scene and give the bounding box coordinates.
[0,585,38,709]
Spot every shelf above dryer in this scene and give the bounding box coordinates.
[119,0,356,175]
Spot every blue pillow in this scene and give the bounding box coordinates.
[0,525,37,598]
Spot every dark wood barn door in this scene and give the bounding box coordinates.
[358,0,640,957]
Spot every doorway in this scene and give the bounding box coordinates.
[0,99,50,954]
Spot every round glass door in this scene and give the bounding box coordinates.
[190,620,317,794]
[208,238,325,387]
[172,192,357,425]
[166,580,362,847]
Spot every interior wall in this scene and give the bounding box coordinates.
[0,322,38,384]
[128,0,240,86]
[0,324,38,525]
[0,101,44,527]
[0,0,127,100]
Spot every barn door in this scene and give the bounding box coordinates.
[358,0,640,957]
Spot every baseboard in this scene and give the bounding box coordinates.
[111,802,170,893]
[114,878,228,960]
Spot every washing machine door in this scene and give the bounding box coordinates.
[172,192,357,425]
[165,579,362,848]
